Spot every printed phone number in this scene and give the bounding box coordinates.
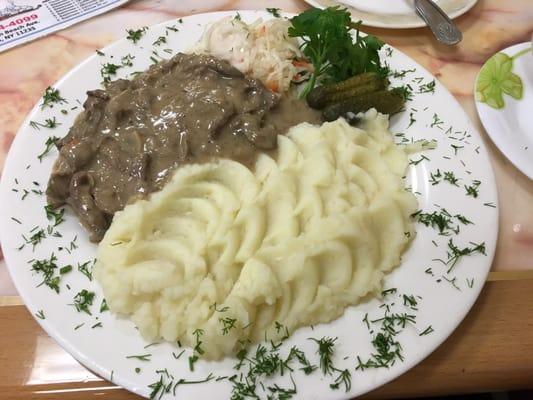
[0,14,38,30]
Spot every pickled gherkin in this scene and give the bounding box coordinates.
[307,72,385,109]
[308,79,386,109]
[322,90,405,121]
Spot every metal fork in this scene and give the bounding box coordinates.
[414,0,463,45]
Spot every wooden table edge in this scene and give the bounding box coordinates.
[1,277,533,399]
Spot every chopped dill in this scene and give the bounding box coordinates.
[153,36,167,46]
[419,325,434,336]
[59,265,72,274]
[464,180,481,198]
[41,87,67,109]
[390,68,416,79]
[436,239,486,273]
[330,368,352,392]
[209,302,229,312]
[219,316,237,335]
[72,289,95,315]
[45,205,64,226]
[309,337,337,375]
[30,117,61,130]
[101,62,121,83]
[126,27,147,43]
[121,54,135,67]
[266,8,281,17]
[38,136,59,162]
[417,79,436,94]
[30,253,60,292]
[100,299,109,312]
[126,353,152,362]
[78,261,93,281]
[430,113,444,129]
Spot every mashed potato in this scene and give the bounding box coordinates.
[94,110,417,359]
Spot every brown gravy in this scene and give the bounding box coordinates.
[46,53,321,242]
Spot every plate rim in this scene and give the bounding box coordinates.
[0,9,499,400]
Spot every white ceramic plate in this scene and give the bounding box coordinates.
[475,42,533,179]
[0,10,498,400]
[304,0,477,29]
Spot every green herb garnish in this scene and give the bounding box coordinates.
[391,68,416,79]
[464,180,481,198]
[330,368,352,392]
[287,346,317,375]
[126,353,152,361]
[30,117,61,130]
[30,254,60,292]
[78,261,93,281]
[437,239,486,273]
[101,62,121,83]
[153,36,167,46]
[419,325,434,336]
[100,299,109,312]
[59,265,72,274]
[121,54,135,67]
[41,87,67,109]
[209,302,229,312]
[309,337,337,375]
[72,289,95,315]
[126,27,147,43]
[288,7,387,97]
[38,136,59,162]
[417,79,436,94]
[45,205,64,226]
[219,316,237,335]
[266,7,281,17]
[430,113,444,129]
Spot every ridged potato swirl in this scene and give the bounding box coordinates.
[94,110,417,359]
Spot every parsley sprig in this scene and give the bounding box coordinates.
[288,7,387,97]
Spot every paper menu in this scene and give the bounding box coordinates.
[0,0,128,53]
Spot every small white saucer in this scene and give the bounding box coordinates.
[475,42,533,179]
[303,0,477,29]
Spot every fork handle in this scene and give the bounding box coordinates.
[415,0,463,45]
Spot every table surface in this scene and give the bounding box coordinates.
[0,0,532,399]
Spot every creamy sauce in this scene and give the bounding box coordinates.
[46,53,321,241]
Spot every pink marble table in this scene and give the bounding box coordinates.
[1,2,533,399]
[0,0,532,297]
